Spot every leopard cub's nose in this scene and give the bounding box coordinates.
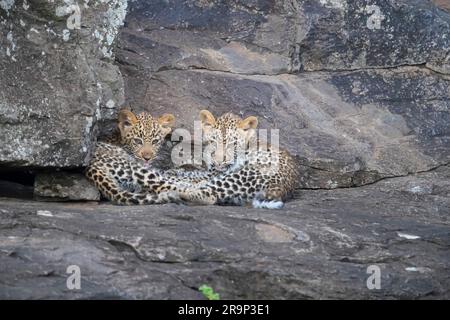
[140,149,154,161]
[142,153,152,161]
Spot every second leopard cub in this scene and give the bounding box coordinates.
[178,110,300,209]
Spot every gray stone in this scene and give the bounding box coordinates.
[116,0,450,189]
[34,172,100,201]
[0,166,449,299]
[117,0,450,75]
[0,0,126,168]
[298,0,450,74]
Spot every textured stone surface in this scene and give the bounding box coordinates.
[298,0,450,74]
[0,166,449,299]
[116,0,450,189]
[117,0,450,74]
[34,172,100,201]
[0,0,126,168]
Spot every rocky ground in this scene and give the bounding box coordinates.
[1,165,449,299]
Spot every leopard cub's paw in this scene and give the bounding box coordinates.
[178,189,216,205]
[178,190,192,202]
[159,191,183,204]
[252,198,284,209]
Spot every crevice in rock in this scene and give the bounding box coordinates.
[120,58,450,78]
[107,239,148,262]
[299,61,426,74]
[297,162,450,191]
[0,169,35,199]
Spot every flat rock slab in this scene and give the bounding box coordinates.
[0,166,449,299]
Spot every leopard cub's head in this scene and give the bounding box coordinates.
[117,109,175,164]
[199,110,258,169]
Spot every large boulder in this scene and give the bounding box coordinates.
[117,0,450,188]
[0,0,127,168]
[0,165,449,299]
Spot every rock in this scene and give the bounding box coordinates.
[0,0,126,168]
[34,172,100,201]
[298,0,450,74]
[117,0,450,74]
[116,0,450,189]
[0,166,449,299]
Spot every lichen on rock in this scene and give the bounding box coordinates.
[0,0,127,168]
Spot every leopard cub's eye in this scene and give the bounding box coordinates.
[133,138,143,145]
[152,138,160,144]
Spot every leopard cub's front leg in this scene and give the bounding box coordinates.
[129,165,217,205]
[85,164,180,205]
[177,185,217,205]
[129,165,182,194]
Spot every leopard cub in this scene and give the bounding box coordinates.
[86,109,186,205]
[177,110,300,209]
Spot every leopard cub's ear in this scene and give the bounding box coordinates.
[238,116,258,131]
[199,110,216,128]
[118,109,138,127]
[158,113,176,136]
[118,109,138,137]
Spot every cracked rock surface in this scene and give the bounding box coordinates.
[0,166,449,299]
